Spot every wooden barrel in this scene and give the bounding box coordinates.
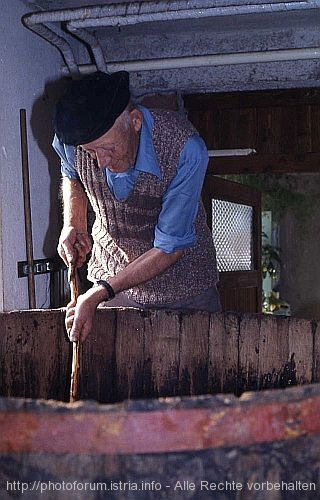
[0,308,319,402]
[0,385,320,499]
[1,309,320,499]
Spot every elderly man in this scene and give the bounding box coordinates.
[53,71,219,342]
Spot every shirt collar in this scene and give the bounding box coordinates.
[134,106,161,179]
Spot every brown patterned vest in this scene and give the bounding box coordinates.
[75,109,218,304]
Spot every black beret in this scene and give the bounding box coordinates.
[54,71,130,145]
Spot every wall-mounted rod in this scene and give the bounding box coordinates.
[19,109,36,309]
[208,149,257,157]
[63,46,320,75]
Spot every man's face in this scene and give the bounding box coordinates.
[81,108,143,173]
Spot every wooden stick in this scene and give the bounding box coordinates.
[20,109,36,309]
[68,264,80,403]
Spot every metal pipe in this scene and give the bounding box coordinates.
[22,1,320,76]
[22,1,320,24]
[21,20,79,76]
[66,46,320,74]
[19,109,36,309]
[208,149,257,157]
[69,2,320,29]
[66,26,106,72]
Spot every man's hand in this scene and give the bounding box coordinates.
[58,226,92,267]
[65,285,109,343]
[65,247,183,342]
[59,178,90,267]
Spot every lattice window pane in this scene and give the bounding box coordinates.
[212,200,253,272]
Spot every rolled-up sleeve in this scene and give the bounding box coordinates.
[52,134,79,180]
[154,134,209,253]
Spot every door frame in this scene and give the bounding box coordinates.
[202,175,262,313]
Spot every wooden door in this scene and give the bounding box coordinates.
[202,176,262,313]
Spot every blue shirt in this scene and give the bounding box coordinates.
[52,106,209,253]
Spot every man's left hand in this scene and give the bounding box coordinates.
[66,285,109,343]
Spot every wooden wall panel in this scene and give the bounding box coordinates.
[184,88,320,173]
[238,108,256,148]
[311,105,320,150]
[296,105,312,153]
[279,106,297,154]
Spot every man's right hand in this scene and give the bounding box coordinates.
[58,226,92,267]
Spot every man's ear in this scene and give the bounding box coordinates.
[130,108,143,132]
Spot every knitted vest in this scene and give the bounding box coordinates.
[75,109,218,304]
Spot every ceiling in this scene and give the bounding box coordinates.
[21,0,320,96]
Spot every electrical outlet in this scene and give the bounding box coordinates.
[17,258,64,278]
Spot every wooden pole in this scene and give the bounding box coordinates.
[19,109,36,309]
[68,264,80,403]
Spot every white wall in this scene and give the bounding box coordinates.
[0,1,62,311]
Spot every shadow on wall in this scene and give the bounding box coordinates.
[29,76,69,259]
